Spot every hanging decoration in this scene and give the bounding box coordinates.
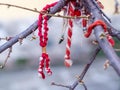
[38,2,58,79]
[38,0,115,79]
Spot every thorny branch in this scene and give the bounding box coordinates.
[52,46,101,90]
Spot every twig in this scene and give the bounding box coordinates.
[0,47,12,69]
[30,32,38,41]
[51,82,70,88]
[115,48,120,52]
[81,82,87,90]
[52,46,101,90]
[0,37,13,41]
[0,3,89,19]
[70,46,101,90]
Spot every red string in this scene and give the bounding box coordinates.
[84,20,107,38]
[38,2,57,79]
[106,34,115,46]
[82,18,87,32]
[65,19,73,67]
[64,2,74,67]
[84,20,115,46]
[64,1,81,67]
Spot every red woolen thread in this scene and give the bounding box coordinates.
[82,18,87,32]
[84,20,107,38]
[38,53,45,79]
[45,53,52,75]
[65,19,73,67]
[84,20,115,46]
[106,34,115,46]
[82,19,87,27]
[64,2,76,67]
[38,2,57,79]
[74,9,81,16]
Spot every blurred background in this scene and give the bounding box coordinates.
[0,0,120,90]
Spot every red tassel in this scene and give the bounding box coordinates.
[38,2,57,79]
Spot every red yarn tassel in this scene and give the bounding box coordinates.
[64,19,73,67]
[64,2,76,67]
[38,2,57,79]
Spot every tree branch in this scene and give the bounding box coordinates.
[52,46,101,90]
[0,0,68,53]
[0,3,89,19]
[101,15,120,41]
[70,46,101,90]
[83,0,120,76]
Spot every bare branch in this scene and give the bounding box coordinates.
[70,46,100,90]
[83,0,120,76]
[52,46,101,90]
[0,47,12,69]
[0,3,89,19]
[80,82,88,90]
[82,83,87,90]
[0,3,40,13]
[51,82,70,89]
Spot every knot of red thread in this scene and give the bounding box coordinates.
[84,20,115,46]
[73,10,81,16]
[38,2,57,79]
[68,1,81,16]
[84,20,107,38]
[38,53,52,79]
